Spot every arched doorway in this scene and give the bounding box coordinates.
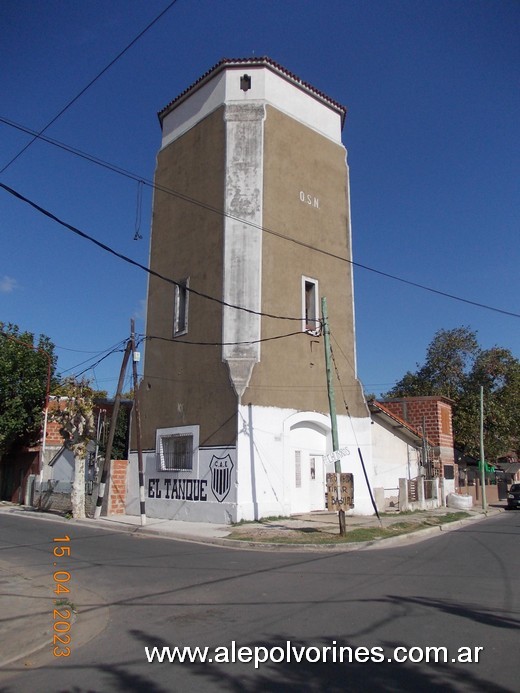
[286,414,330,514]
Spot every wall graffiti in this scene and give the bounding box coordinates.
[148,478,208,501]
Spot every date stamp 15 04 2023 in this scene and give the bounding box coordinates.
[51,535,74,658]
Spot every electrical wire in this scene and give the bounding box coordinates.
[0,182,303,322]
[329,344,352,416]
[73,348,126,379]
[142,329,307,347]
[330,331,358,377]
[1,115,518,320]
[54,344,118,354]
[0,0,180,175]
[59,339,128,376]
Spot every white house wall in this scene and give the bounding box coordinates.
[371,419,421,491]
[235,404,375,520]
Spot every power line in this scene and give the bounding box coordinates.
[54,344,119,354]
[142,329,307,348]
[74,347,126,379]
[1,116,518,320]
[0,1,179,175]
[0,116,149,181]
[59,339,128,376]
[0,182,302,323]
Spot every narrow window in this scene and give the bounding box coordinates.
[159,434,193,471]
[302,276,320,334]
[173,278,189,336]
[295,450,302,488]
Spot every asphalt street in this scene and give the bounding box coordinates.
[0,511,519,692]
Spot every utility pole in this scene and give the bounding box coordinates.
[131,319,146,526]
[322,297,346,536]
[480,385,487,511]
[93,339,132,520]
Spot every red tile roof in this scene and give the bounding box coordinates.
[158,57,347,127]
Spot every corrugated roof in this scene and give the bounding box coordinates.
[158,57,347,127]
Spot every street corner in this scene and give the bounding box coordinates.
[219,506,505,551]
[0,563,54,670]
[0,558,109,675]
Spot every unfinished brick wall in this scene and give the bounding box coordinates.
[107,459,128,515]
[45,417,64,447]
[383,397,456,481]
[383,397,452,448]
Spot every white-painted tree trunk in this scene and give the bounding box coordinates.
[71,455,86,519]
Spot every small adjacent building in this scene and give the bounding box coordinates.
[382,396,458,496]
[33,397,132,514]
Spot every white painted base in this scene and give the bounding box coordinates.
[127,405,376,523]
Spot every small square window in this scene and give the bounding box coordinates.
[158,433,193,471]
[173,278,189,336]
[240,74,251,92]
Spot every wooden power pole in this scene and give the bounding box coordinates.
[93,338,132,520]
[322,297,346,537]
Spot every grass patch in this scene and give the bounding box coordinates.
[228,511,471,544]
[436,511,469,524]
[232,515,291,527]
[55,598,76,612]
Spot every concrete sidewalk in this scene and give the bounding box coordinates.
[82,504,506,550]
[1,501,505,549]
[0,502,505,673]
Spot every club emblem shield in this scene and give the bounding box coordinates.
[209,454,234,503]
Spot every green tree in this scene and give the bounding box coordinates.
[0,322,57,458]
[458,348,520,461]
[388,327,479,400]
[384,327,520,461]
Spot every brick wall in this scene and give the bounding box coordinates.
[33,460,128,517]
[383,397,452,448]
[383,397,456,478]
[107,460,128,515]
[45,418,64,447]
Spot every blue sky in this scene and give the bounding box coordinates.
[1,0,518,397]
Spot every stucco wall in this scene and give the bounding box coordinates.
[139,106,238,450]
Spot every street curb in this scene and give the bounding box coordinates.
[0,504,505,553]
[202,508,505,553]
